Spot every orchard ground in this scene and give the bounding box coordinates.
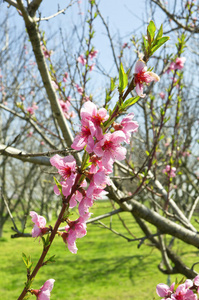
[0,201,199,300]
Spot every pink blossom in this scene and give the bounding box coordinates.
[37,279,55,300]
[156,282,174,298]
[71,121,96,151]
[182,151,190,157]
[113,113,139,144]
[89,49,98,59]
[41,45,53,58]
[19,94,25,101]
[59,99,70,117]
[174,57,186,70]
[122,43,128,49]
[27,132,33,137]
[50,155,77,198]
[81,101,108,139]
[69,180,86,208]
[184,279,193,289]
[72,101,109,151]
[89,63,95,72]
[162,165,176,178]
[29,60,36,66]
[62,231,78,254]
[26,103,38,115]
[52,81,59,90]
[82,95,91,102]
[30,211,48,238]
[193,275,199,293]
[74,83,84,95]
[69,190,83,208]
[89,154,103,173]
[86,169,110,198]
[63,72,68,82]
[93,131,126,172]
[134,60,160,98]
[167,57,186,73]
[159,92,166,99]
[172,283,197,300]
[167,62,176,73]
[77,54,87,66]
[68,111,76,119]
[62,213,91,253]
[78,196,93,216]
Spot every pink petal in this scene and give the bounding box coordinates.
[136,83,145,98]
[32,225,42,237]
[134,60,146,74]
[41,279,55,292]
[156,283,170,297]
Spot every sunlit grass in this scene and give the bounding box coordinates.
[0,201,198,299]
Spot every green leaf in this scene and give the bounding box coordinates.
[156,24,163,40]
[142,34,148,49]
[118,63,128,94]
[44,255,56,266]
[122,96,140,109]
[150,36,169,55]
[44,234,51,248]
[25,278,34,290]
[159,134,165,141]
[41,236,46,248]
[22,253,28,267]
[160,108,165,115]
[53,177,62,195]
[147,20,156,44]
[110,77,116,91]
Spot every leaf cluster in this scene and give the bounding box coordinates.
[143,21,169,61]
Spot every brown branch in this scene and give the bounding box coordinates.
[152,0,199,33]
[0,143,51,166]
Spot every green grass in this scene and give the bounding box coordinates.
[0,201,199,299]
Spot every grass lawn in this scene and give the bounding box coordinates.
[0,201,199,299]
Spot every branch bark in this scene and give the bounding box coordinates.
[15,0,81,165]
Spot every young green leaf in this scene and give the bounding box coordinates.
[22,253,28,268]
[147,20,156,44]
[122,96,140,109]
[53,177,62,195]
[118,63,128,94]
[156,24,163,40]
[151,36,169,55]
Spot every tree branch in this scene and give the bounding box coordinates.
[0,143,51,166]
[15,0,82,165]
[4,0,19,9]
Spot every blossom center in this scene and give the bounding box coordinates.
[92,114,102,126]
[60,166,72,179]
[102,140,113,151]
[82,126,91,137]
[134,70,147,84]
[175,293,184,300]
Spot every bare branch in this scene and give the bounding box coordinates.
[1,188,18,231]
[4,0,19,9]
[0,143,51,166]
[0,104,57,149]
[28,0,42,16]
[35,1,75,22]
[188,196,199,221]
[151,0,199,33]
